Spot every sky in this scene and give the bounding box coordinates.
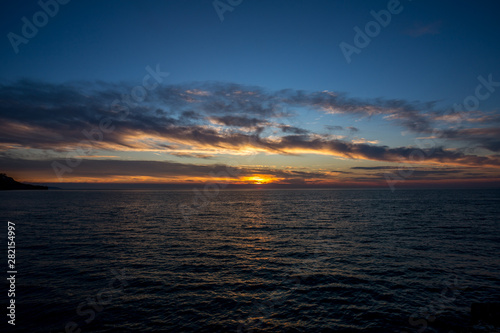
[1,0,500,189]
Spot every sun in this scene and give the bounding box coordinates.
[250,176,266,184]
[240,175,277,184]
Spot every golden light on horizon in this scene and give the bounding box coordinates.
[240,175,278,184]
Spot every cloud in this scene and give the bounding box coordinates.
[324,125,359,133]
[351,166,399,170]
[208,115,265,127]
[438,128,500,152]
[0,157,239,181]
[1,79,499,169]
[325,125,344,131]
[279,125,309,134]
[2,155,497,188]
[349,165,500,184]
[352,165,460,174]
[0,156,334,184]
[405,21,442,37]
[169,152,214,159]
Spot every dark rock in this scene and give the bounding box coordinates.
[0,173,48,190]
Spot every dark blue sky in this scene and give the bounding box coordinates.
[1,0,500,187]
[2,0,499,102]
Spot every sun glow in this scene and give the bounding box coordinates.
[240,175,278,184]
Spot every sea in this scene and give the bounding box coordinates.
[1,189,499,332]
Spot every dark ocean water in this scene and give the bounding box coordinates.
[1,189,499,333]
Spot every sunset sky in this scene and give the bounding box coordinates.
[1,0,500,188]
